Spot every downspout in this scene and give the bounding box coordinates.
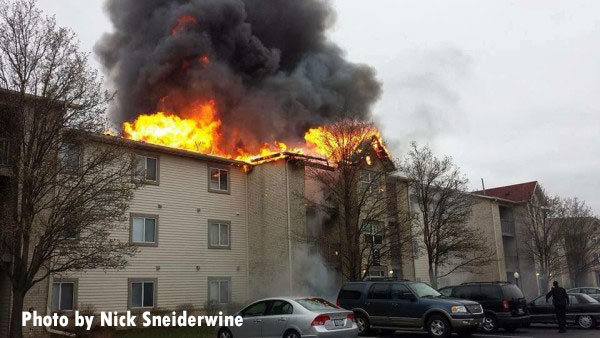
[285,160,293,293]
[491,201,503,280]
[45,277,75,337]
[407,184,416,280]
[245,169,250,300]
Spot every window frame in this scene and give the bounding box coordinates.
[128,278,157,310]
[208,164,230,194]
[208,277,231,305]
[129,213,159,247]
[58,141,83,173]
[208,219,231,249]
[51,278,78,312]
[133,154,160,185]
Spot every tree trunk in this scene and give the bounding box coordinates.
[428,264,437,289]
[9,287,24,338]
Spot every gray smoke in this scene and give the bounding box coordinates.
[97,0,381,154]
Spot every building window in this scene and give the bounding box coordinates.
[0,137,9,166]
[360,170,383,193]
[209,167,229,193]
[51,280,76,312]
[208,278,230,304]
[134,155,158,182]
[60,216,79,240]
[208,220,230,249]
[129,279,156,309]
[363,220,384,244]
[367,269,386,278]
[58,142,81,171]
[131,214,158,246]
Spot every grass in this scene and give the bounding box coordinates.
[114,326,215,338]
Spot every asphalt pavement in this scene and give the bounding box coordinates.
[365,325,600,338]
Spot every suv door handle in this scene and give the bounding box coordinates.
[278,318,287,322]
[254,319,262,323]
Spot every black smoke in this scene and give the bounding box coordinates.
[97,0,381,152]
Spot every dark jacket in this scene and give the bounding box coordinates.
[546,286,569,307]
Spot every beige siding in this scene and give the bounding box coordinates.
[66,152,249,312]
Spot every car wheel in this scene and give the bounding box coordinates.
[355,313,371,336]
[577,315,596,329]
[218,328,233,338]
[283,329,300,338]
[481,314,498,333]
[427,314,451,338]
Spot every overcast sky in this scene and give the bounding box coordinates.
[37,0,600,212]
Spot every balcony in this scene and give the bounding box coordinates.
[501,219,515,236]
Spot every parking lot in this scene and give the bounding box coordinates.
[365,325,600,338]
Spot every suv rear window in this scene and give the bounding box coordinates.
[368,283,390,299]
[295,298,339,311]
[501,285,524,300]
[339,283,364,300]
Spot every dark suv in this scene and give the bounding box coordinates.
[337,280,484,337]
[438,282,530,333]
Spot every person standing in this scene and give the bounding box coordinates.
[546,281,570,333]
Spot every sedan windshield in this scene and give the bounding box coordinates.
[580,294,599,303]
[410,282,441,297]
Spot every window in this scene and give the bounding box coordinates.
[131,214,158,246]
[363,220,383,244]
[59,142,81,171]
[391,283,413,300]
[134,155,158,182]
[209,167,229,193]
[241,301,268,317]
[368,268,385,278]
[480,285,502,300]
[51,280,76,312]
[60,216,79,240]
[269,300,293,315]
[0,137,9,166]
[208,278,230,304]
[367,283,390,299]
[208,220,230,249]
[439,287,453,297]
[534,295,551,305]
[360,171,379,193]
[454,285,478,300]
[129,279,155,308]
[294,298,338,311]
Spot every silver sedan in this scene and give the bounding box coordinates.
[217,297,358,338]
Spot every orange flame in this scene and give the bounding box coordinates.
[171,15,198,36]
[304,125,387,162]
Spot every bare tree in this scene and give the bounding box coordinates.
[400,142,495,288]
[555,197,599,287]
[304,119,413,281]
[0,1,138,337]
[519,187,563,294]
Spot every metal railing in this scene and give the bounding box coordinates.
[501,219,515,235]
[0,138,9,166]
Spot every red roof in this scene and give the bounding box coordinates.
[473,181,538,203]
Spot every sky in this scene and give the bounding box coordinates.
[37,0,600,212]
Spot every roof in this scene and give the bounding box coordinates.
[472,181,538,203]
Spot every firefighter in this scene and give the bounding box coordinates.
[546,280,569,333]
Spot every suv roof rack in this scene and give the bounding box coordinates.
[360,277,412,282]
[460,281,512,285]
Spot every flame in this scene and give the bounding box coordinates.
[171,15,198,36]
[122,101,303,163]
[304,125,387,162]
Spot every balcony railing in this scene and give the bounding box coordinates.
[501,219,515,235]
[0,138,9,166]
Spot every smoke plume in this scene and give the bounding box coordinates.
[97,0,381,152]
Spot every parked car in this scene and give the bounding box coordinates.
[527,292,600,329]
[217,297,358,338]
[567,287,600,301]
[438,282,530,333]
[337,280,484,337]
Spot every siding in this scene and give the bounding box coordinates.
[66,152,249,312]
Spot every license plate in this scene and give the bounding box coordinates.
[334,319,344,327]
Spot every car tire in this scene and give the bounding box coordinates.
[355,313,371,336]
[577,315,596,329]
[481,314,498,333]
[283,329,301,338]
[426,314,451,338]
[217,328,233,338]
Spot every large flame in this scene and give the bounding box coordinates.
[304,125,388,163]
[122,101,303,163]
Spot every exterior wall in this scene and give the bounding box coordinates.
[246,159,307,300]
[438,197,507,288]
[513,204,540,300]
[62,151,249,312]
[0,270,11,337]
[22,278,51,337]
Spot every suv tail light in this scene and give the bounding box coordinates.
[347,313,355,322]
[502,300,510,312]
[336,299,340,306]
[311,315,330,326]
